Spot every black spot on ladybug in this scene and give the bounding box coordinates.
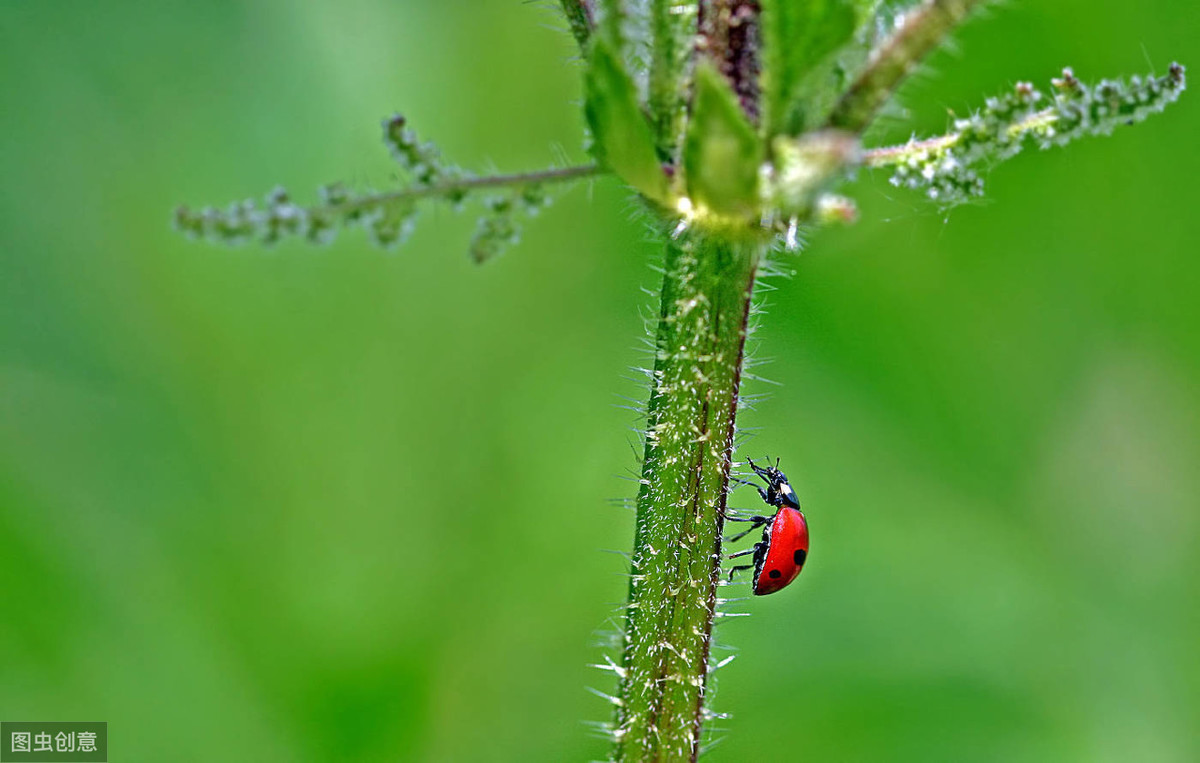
[768,569,782,579]
[793,549,807,566]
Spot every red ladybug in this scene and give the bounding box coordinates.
[726,458,810,596]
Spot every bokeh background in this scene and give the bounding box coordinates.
[2,1,1198,760]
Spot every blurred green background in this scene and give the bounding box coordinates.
[1,1,1197,760]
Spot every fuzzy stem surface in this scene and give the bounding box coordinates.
[560,0,594,51]
[826,0,983,132]
[615,231,762,762]
[649,0,698,161]
[311,164,602,216]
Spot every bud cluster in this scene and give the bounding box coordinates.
[176,115,572,260]
[883,64,1186,205]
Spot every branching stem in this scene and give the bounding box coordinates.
[827,0,984,132]
[862,107,1055,167]
[318,163,603,215]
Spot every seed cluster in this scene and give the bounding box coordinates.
[886,63,1186,205]
[176,114,558,261]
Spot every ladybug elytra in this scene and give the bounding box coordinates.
[726,458,810,596]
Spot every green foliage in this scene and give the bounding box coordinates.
[3,3,1198,763]
[163,3,1189,762]
[766,130,861,221]
[594,0,653,101]
[874,64,1187,205]
[648,0,698,161]
[683,64,764,218]
[175,115,591,262]
[470,186,551,264]
[761,0,858,137]
[828,0,986,131]
[585,39,671,204]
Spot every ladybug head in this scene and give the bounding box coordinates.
[747,457,801,509]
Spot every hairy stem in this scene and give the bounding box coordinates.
[649,0,698,161]
[311,163,602,216]
[560,0,594,51]
[861,107,1054,166]
[827,0,983,132]
[860,64,1186,203]
[615,231,762,762]
[697,0,763,124]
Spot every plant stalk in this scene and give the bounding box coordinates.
[559,0,594,51]
[826,0,983,132]
[614,230,763,762]
[313,164,603,216]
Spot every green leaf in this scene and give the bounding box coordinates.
[584,39,670,204]
[683,64,763,218]
[761,0,857,137]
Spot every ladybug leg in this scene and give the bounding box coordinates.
[725,513,771,523]
[722,507,756,520]
[725,514,771,543]
[732,469,774,505]
[730,475,771,504]
[727,564,754,582]
[725,526,758,544]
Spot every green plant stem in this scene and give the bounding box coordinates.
[314,164,602,216]
[697,0,763,124]
[615,230,763,763]
[827,0,983,132]
[559,0,594,51]
[649,0,697,161]
[861,107,1055,166]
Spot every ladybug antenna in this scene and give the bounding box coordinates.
[746,457,774,484]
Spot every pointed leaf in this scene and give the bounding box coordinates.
[761,0,857,137]
[585,39,670,204]
[683,64,763,218]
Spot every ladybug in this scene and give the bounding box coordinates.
[726,458,810,596]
